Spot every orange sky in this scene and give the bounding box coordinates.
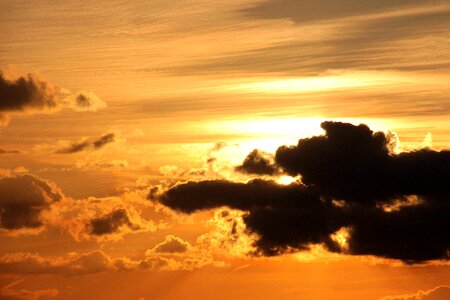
[1,1,450,299]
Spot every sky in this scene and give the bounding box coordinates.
[0,0,450,299]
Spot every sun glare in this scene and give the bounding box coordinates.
[276,175,297,185]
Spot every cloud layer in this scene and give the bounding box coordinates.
[158,121,450,263]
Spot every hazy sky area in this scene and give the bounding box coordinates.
[1,1,450,299]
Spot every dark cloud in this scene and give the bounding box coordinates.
[0,148,20,154]
[235,149,279,176]
[0,73,59,113]
[148,235,191,254]
[55,140,91,154]
[89,209,138,235]
[66,91,106,112]
[0,175,62,230]
[0,71,105,125]
[93,133,115,149]
[157,122,450,262]
[275,121,450,204]
[158,179,343,255]
[55,132,116,154]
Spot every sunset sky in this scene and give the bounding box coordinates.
[1,1,450,299]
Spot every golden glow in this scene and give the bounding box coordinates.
[379,195,423,212]
[220,71,448,95]
[331,227,351,251]
[2,0,450,299]
[276,176,297,185]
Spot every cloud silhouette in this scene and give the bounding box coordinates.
[157,121,450,263]
[64,91,106,112]
[55,132,116,154]
[0,175,62,231]
[0,72,60,124]
[0,148,20,154]
[89,209,138,236]
[235,149,279,176]
[275,121,450,204]
[0,71,106,125]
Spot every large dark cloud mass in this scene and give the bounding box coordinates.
[0,175,62,230]
[157,121,450,263]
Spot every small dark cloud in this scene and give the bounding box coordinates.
[0,175,62,230]
[148,235,191,254]
[212,141,228,152]
[0,148,21,154]
[157,121,450,262]
[66,91,106,112]
[55,140,91,154]
[55,132,116,154]
[89,209,137,235]
[93,133,115,149]
[235,149,279,176]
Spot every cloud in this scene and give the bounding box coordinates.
[177,2,450,84]
[0,72,60,125]
[157,121,450,263]
[141,209,253,270]
[139,255,181,271]
[0,148,21,154]
[92,132,115,149]
[380,285,450,300]
[64,91,106,112]
[0,250,133,276]
[0,279,58,300]
[146,235,191,254]
[0,175,62,232]
[275,121,449,204]
[0,73,60,113]
[89,208,139,235]
[46,184,169,243]
[55,132,116,154]
[243,0,443,24]
[45,194,158,242]
[0,172,158,241]
[0,71,106,126]
[158,179,341,256]
[211,141,228,152]
[235,149,279,175]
